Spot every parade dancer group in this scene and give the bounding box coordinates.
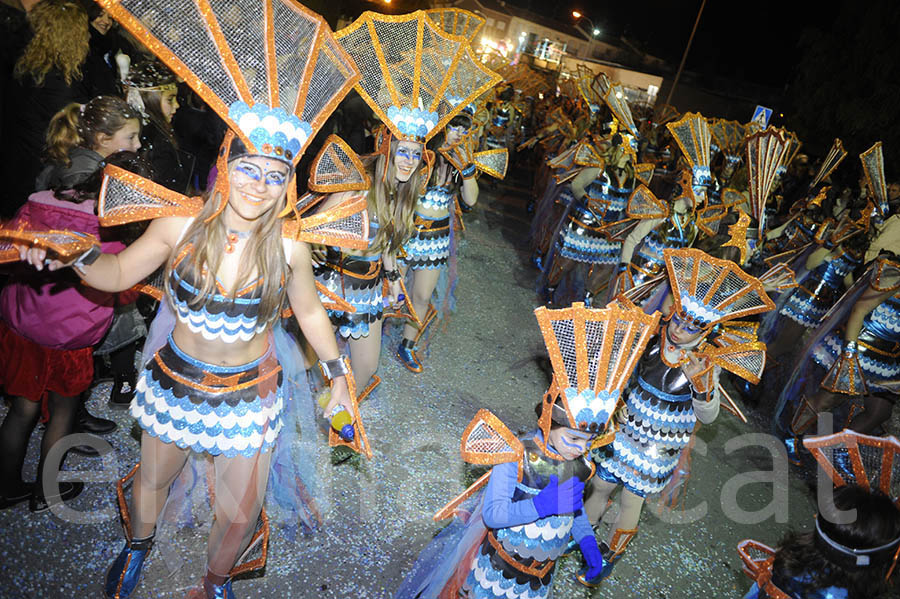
[1,1,899,598]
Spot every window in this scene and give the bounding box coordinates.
[496,20,506,31]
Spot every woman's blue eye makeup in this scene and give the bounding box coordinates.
[395,148,422,161]
[235,162,286,186]
[235,163,261,181]
[265,171,286,186]
[448,125,469,135]
[671,314,701,334]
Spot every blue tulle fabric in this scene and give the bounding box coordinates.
[394,494,488,599]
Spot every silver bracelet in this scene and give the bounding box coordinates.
[318,355,350,381]
[74,245,102,268]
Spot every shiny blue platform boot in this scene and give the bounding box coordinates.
[397,338,423,373]
[104,534,153,598]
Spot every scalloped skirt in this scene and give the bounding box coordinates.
[131,335,284,458]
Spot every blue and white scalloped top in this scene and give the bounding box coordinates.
[387,105,438,140]
[228,101,312,162]
[563,387,619,429]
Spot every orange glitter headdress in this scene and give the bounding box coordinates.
[667,112,712,192]
[860,141,889,217]
[425,7,485,43]
[534,302,660,442]
[335,11,501,144]
[97,0,360,220]
[808,138,847,191]
[663,248,775,331]
[745,127,792,240]
[98,0,357,167]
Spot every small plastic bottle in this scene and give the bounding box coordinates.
[317,390,355,441]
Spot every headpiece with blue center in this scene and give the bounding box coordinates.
[335,11,501,145]
[663,248,774,331]
[534,302,660,440]
[666,112,712,191]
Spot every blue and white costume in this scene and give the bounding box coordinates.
[593,338,704,496]
[401,184,454,270]
[132,245,285,458]
[813,292,900,393]
[313,219,384,339]
[780,249,861,328]
[555,168,634,265]
[396,431,595,599]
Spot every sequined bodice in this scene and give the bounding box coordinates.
[418,184,453,212]
[168,247,273,343]
[635,341,694,401]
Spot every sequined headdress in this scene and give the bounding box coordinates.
[425,8,485,43]
[577,70,610,114]
[745,127,792,240]
[709,118,744,165]
[860,141,889,217]
[663,248,775,330]
[809,138,847,191]
[666,112,712,194]
[601,81,639,141]
[97,0,360,223]
[335,11,501,144]
[101,0,356,166]
[534,303,660,443]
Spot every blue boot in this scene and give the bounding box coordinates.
[784,436,804,466]
[202,578,235,599]
[397,339,423,373]
[104,535,153,598]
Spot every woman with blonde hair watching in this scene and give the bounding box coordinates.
[2,0,94,217]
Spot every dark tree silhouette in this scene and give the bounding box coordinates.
[786,1,900,175]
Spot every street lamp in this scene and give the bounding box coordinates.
[571,10,600,58]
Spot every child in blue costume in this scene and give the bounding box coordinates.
[396,302,660,598]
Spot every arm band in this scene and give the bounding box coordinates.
[318,355,350,381]
[74,245,102,268]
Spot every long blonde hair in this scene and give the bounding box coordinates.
[367,139,428,254]
[166,163,289,326]
[14,0,90,86]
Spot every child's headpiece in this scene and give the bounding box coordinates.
[534,302,659,443]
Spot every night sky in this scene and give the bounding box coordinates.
[504,0,843,89]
